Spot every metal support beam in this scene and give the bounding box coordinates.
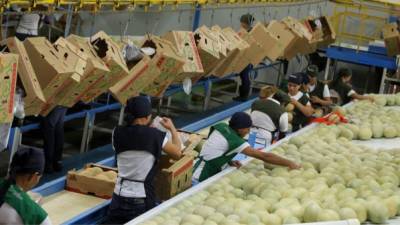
[324,58,331,80]
[203,79,212,111]
[192,4,201,31]
[64,5,73,37]
[379,68,388,94]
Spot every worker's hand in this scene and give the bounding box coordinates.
[290,98,299,107]
[160,117,176,131]
[288,162,301,170]
[229,160,242,168]
[310,96,322,104]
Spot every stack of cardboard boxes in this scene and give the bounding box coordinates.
[1,16,336,114]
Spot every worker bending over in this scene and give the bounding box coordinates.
[251,86,289,146]
[193,112,301,182]
[0,147,52,225]
[104,96,182,224]
[329,68,374,106]
[287,73,314,131]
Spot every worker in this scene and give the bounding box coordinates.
[329,68,374,106]
[193,112,301,182]
[103,96,182,224]
[303,65,332,109]
[287,73,314,131]
[0,147,52,225]
[250,86,289,146]
[233,13,255,102]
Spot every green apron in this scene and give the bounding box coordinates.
[194,123,246,182]
[0,179,48,225]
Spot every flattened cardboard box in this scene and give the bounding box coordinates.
[249,22,284,62]
[66,164,118,199]
[0,53,18,123]
[4,37,46,116]
[163,31,204,83]
[24,37,80,115]
[154,155,194,201]
[84,31,129,102]
[221,27,251,74]
[194,26,221,77]
[267,20,301,60]
[209,25,240,77]
[382,23,400,57]
[141,35,185,97]
[110,55,160,104]
[237,28,266,70]
[66,35,110,104]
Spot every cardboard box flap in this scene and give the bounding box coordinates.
[249,22,284,62]
[4,37,46,105]
[222,27,250,51]
[141,35,183,63]
[383,23,400,38]
[282,17,313,41]
[0,53,18,123]
[319,16,336,40]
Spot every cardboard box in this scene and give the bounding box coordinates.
[302,17,325,52]
[221,27,251,74]
[249,22,284,62]
[163,31,204,82]
[193,26,221,79]
[109,55,160,104]
[154,155,194,201]
[90,31,129,98]
[3,38,46,116]
[0,53,18,123]
[282,17,316,59]
[50,37,88,107]
[141,35,185,97]
[24,37,81,102]
[208,25,240,77]
[267,20,301,60]
[66,164,117,199]
[66,35,111,103]
[317,16,336,48]
[382,23,400,56]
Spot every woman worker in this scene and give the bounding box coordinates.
[329,68,374,106]
[304,65,332,108]
[104,96,183,224]
[0,147,52,225]
[251,86,289,146]
[287,73,314,131]
[193,112,301,182]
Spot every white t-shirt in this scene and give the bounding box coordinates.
[193,130,249,180]
[251,98,289,145]
[16,14,43,36]
[289,91,311,106]
[309,83,331,98]
[113,130,168,198]
[0,203,52,225]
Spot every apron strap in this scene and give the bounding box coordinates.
[0,179,12,207]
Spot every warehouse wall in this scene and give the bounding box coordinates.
[76,1,332,36]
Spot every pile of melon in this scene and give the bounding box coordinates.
[79,167,118,182]
[326,95,400,141]
[139,116,400,225]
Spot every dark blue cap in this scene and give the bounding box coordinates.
[126,96,152,119]
[229,112,252,129]
[288,73,304,85]
[10,147,45,175]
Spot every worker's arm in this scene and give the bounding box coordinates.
[310,96,332,106]
[160,117,182,160]
[291,98,314,117]
[242,147,301,169]
[350,92,374,102]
